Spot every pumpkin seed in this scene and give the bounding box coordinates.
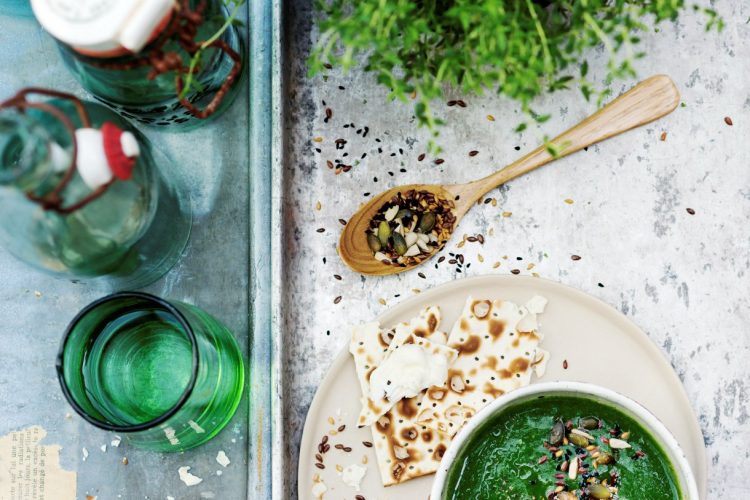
[417,212,436,233]
[549,420,564,446]
[378,221,391,247]
[392,232,407,255]
[586,483,613,498]
[568,432,589,447]
[580,416,599,430]
[367,233,382,252]
[596,452,614,465]
[395,208,412,220]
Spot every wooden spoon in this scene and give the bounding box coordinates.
[339,75,680,276]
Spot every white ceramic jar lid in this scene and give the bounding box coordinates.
[30,0,174,53]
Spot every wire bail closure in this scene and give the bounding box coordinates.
[95,0,242,119]
[0,88,116,215]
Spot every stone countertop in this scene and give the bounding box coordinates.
[0,12,252,500]
[281,1,749,498]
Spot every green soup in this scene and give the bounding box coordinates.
[444,395,682,500]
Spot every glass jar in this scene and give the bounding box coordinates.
[0,88,191,289]
[31,0,245,130]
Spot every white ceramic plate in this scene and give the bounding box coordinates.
[298,275,707,499]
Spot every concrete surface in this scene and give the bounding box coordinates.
[280,0,749,498]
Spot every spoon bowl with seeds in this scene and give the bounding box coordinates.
[339,75,680,275]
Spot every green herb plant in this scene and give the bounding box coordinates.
[309,0,722,148]
[180,0,246,99]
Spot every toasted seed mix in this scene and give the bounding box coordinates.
[367,189,456,264]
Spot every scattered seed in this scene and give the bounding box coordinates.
[315,453,323,462]
[502,211,512,218]
[122,457,128,465]
[511,269,520,275]
[325,108,332,121]
[660,131,667,141]
[313,137,323,143]
[434,158,445,165]
[418,272,426,279]
[564,198,574,204]
[343,447,352,452]
[378,298,386,305]
[315,201,321,210]
[334,444,344,450]
[363,441,373,448]
[333,296,342,304]
[356,496,366,500]
[571,254,581,261]
[326,160,334,169]
[338,218,347,226]
[686,207,695,215]
[338,425,346,432]
[538,455,548,464]
[469,150,479,157]
[333,274,342,281]
[316,228,325,233]
[315,463,325,470]
[563,359,568,369]
[487,114,495,121]
[322,435,328,444]
[447,100,457,106]
[493,262,500,268]
[418,153,426,161]
[456,99,467,107]
[724,116,733,126]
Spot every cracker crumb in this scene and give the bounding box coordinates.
[178,466,202,486]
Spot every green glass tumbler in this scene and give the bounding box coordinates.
[57,292,244,451]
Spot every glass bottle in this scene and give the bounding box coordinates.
[30,0,245,130]
[0,88,191,289]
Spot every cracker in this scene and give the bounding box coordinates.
[416,296,549,437]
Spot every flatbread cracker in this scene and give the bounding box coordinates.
[350,306,448,428]
[416,296,549,437]
[358,332,456,427]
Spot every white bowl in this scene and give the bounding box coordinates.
[430,381,699,500]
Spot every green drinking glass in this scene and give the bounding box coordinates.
[57,292,244,451]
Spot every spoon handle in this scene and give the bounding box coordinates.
[471,74,680,198]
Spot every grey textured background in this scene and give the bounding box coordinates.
[0,11,251,500]
[281,1,749,498]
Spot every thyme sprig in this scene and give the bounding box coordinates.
[180,0,246,99]
[309,0,723,144]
